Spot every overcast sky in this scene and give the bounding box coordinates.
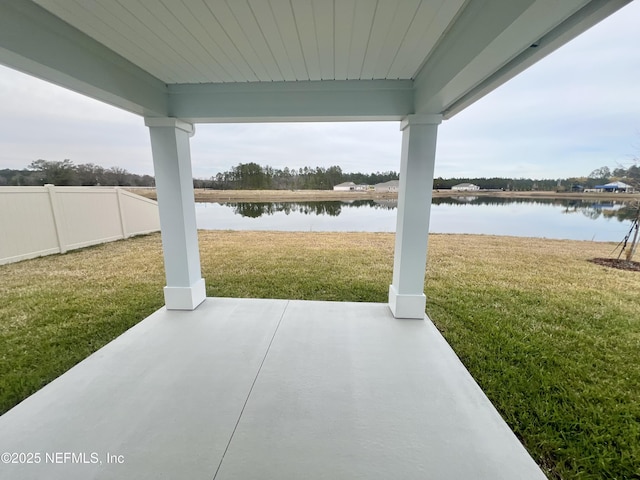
[1,1,639,181]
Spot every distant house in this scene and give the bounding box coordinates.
[594,181,634,193]
[354,184,370,191]
[374,180,399,192]
[451,183,480,191]
[333,182,356,191]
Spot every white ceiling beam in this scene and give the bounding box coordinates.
[441,0,634,118]
[0,0,168,117]
[424,0,592,113]
[413,0,632,117]
[413,0,539,114]
[167,80,414,122]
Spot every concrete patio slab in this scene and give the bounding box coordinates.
[0,298,546,479]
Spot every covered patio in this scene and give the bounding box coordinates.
[0,0,632,478]
[0,298,545,479]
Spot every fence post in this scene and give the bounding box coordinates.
[115,187,128,238]
[45,184,68,254]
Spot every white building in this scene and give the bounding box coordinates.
[595,181,634,193]
[374,180,400,192]
[451,183,480,191]
[333,182,357,191]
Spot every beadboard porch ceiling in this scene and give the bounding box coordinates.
[0,0,632,121]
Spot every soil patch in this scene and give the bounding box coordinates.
[590,257,640,272]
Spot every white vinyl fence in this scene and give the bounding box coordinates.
[0,186,160,265]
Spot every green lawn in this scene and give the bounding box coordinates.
[0,231,638,479]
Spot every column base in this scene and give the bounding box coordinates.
[164,278,206,310]
[388,285,426,319]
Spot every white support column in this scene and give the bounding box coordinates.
[145,117,206,310]
[389,114,442,319]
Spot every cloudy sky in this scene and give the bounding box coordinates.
[1,1,639,181]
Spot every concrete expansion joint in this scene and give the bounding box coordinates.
[212,299,289,480]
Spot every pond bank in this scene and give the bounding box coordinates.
[130,187,640,203]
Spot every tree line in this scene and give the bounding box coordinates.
[0,160,397,190]
[0,160,154,187]
[2,159,639,191]
[434,177,561,191]
[435,164,640,192]
[197,163,399,190]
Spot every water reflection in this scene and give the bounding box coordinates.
[195,196,639,241]
[432,196,640,222]
[222,199,396,218]
[560,201,637,222]
[223,197,637,222]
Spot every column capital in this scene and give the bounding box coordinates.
[144,117,194,135]
[400,114,442,131]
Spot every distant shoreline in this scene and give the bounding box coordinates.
[130,188,640,203]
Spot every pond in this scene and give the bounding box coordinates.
[195,196,638,242]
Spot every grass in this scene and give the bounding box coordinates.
[1,232,639,479]
[0,237,166,414]
[425,236,640,479]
